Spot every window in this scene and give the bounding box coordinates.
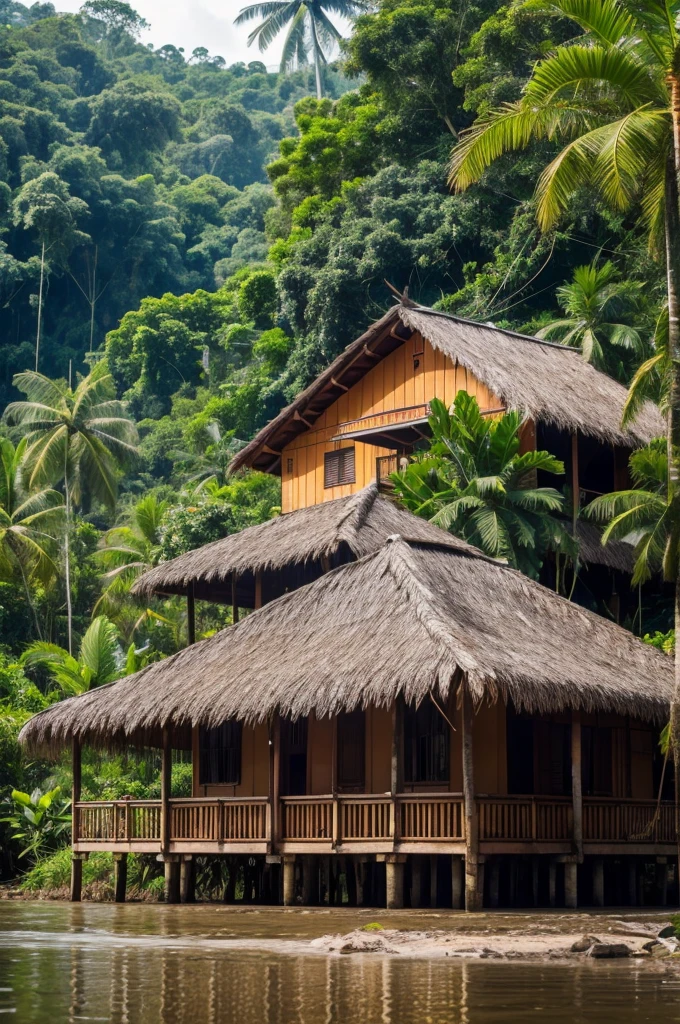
[324,447,355,488]
[337,710,365,790]
[198,721,242,786]
[404,701,449,785]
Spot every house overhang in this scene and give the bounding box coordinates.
[331,404,431,449]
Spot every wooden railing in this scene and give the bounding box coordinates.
[76,800,162,842]
[281,796,334,840]
[73,795,676,848]
[583,798,675,844]
[478,796,572,842]
[398,795,465,840]
[341,796,392,840]
[170,798,269,843]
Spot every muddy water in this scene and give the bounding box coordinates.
[0,903,678,1023]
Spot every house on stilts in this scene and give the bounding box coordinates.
[18,301,675,911]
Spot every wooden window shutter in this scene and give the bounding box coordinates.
[324,447,356,488]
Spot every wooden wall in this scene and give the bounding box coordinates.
[193,722,269,798]
[281,334,500,513]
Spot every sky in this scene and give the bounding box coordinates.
[55,0,349,68]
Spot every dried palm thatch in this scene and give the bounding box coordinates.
[20,536,671,756]
[231,304,664,475]
[574,520,635,574]
[132,483,480,602]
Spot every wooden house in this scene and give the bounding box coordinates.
[18,304,673,911]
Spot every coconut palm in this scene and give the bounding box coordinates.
[234,0,369,99]
[447,0,680,848]
[392,394,573,578]
[4,363,138,654]
[95,493,168,631]
[537,261,645,379]
[0,437,64,640]
[585,439,675,585]
[21,614,121,696]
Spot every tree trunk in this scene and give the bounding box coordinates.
[310,17,323,101]
[35,241,45,372]
[666,71,680,884]
[64,457,73,657]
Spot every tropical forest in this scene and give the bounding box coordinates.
[0,0,678,914]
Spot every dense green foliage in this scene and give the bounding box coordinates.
[0,0,675,884]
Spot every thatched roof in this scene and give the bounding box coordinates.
[20,536,671,755]
[132,483,480,604]
[231,304,664,475]
[574,520,635,575]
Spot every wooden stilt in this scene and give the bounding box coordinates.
[592,858,604,907]
[532,857,540,907]
[451,856,463,910]
[160,727,171,855]
[549,860,557,908]
[180,857,195,904]
[385,856,405,910]
[164,860,180,904]
[355,860,365,906]
[489,862,500,908]
[565,862,578,908]
[390,695,404,845]
[70,856,83,903]
[429,855,438,908]
[462,687,480,910]
[628,860,637,906]
[656,858,668,906]
[283,856,296,906]
[411,857,422,908]
[114,853,127,903]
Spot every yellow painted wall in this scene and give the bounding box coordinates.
[281,334,500,513]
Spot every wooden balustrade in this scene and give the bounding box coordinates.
[478,796,572,842]
[75,801,161,842]
[398,795,465,840]
[340,796,392,840]
[281,796,333,840]
[170,798,269,842]
[73,795,676,849]
[583,798,675,844]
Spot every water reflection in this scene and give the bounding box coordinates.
[0,904,677,1024]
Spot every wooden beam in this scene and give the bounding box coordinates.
[571,709,583,862]
[186,581,196,647]
[161,727,171,854]
[272,714,281,849]
[331,377,349,392]
[254,571,262,610]
[231,572,239,624]
[391,695,404,843]
[114,853,127,903]
[293,409,314,429]
[462,687,481,910]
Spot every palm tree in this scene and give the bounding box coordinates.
[4,363,138,655]
[234,0,368,100]
[172,424,246,493]
[0,438,64,640]
[392,394,573,578]
[537,261,645,380]
[585,439,675,586]
[21,614,121,696]
[448,0,680,850]
[95,493,168,633]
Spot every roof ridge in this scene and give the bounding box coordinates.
[401,304,581,353]
[381,537,485,691]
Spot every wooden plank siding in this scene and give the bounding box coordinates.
[280,333,501,512]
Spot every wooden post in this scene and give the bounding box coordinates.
[384,855,405,910]
[462,687,480,911]
[549,860,557,908]
[271,714,281,851]
[114,853,127,903]
[180,856,196,903]
[164,859,180,904]
[571,432,580,529]
[564,861,578,908]
[628,859,637,906]
[390,695,404,844]
[231,572,239,624]
[282,855,296,906]
[489,861,500,908]
[186,582,196,647]
[254,571,262,610]
[70,856,83,903]
[410,857,422,908]
[571,710,583,862]
[331,714,339,847]
[72,738,81,846]
[592,857,604,907]
[161,727,171,854]
[656,858,668,907]
[451,856,463,910]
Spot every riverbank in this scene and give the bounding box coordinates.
[2,896,679,964]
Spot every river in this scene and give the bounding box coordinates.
[0,903,678,1022]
